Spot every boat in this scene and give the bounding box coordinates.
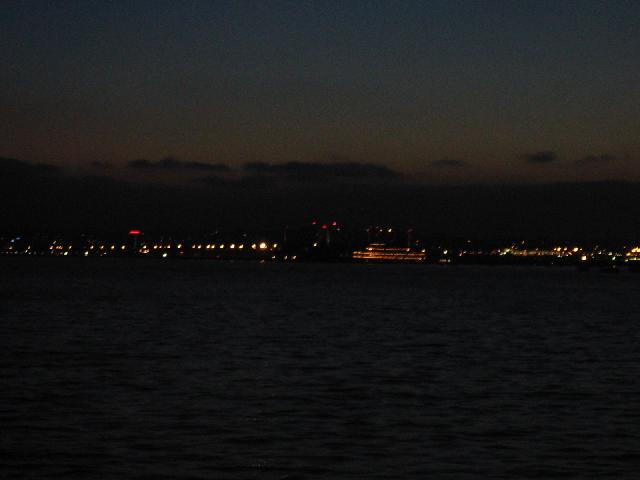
[352,243,426,263]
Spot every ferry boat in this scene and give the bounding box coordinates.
[352,243,426,263]
[626,247,640,272]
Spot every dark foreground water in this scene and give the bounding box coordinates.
[1,258,640,479]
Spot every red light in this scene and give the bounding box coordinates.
[311,220,317,225]
[332,221,337,226]
[128,230,141,235]
[321,224,328,229]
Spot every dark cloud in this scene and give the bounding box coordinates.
[524,151,557,164]
[3,156,640,241]
[90,161,112,169]
[430,158,467,168]
[242,161,401,181]
[243,162,272,174]
[0,157,62,177]
[326,153,354,163]
[127,157,230,172]
[575,154,616,165]
[199,174,273,190]
[198,175,230,187]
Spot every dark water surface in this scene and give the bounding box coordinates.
[2,258,640,478]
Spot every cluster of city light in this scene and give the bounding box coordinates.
[458,250,484,256]
[48,243,74,256]
[492,246,584,257]
[3,244,33,255]
[177,242,277,251]
[4,231,640,267]
[472,245,640,264]
[129,241,279,255]
[152,244,180,250]
[48,243,130,252]
[9,239,283,256]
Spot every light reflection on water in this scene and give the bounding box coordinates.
[1,258,640,478]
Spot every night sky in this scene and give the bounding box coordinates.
[2,1,640,236]
[3,0,639,182]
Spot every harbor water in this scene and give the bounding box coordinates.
[2,258,640,478]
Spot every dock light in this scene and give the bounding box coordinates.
[162,253,168,258]
[230,244,235,249]
[251,243,257,249]
[259,242,267,250]
[581,255,588,261]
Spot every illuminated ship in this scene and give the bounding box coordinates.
[627,247,640,272]
[352,243,426,263]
